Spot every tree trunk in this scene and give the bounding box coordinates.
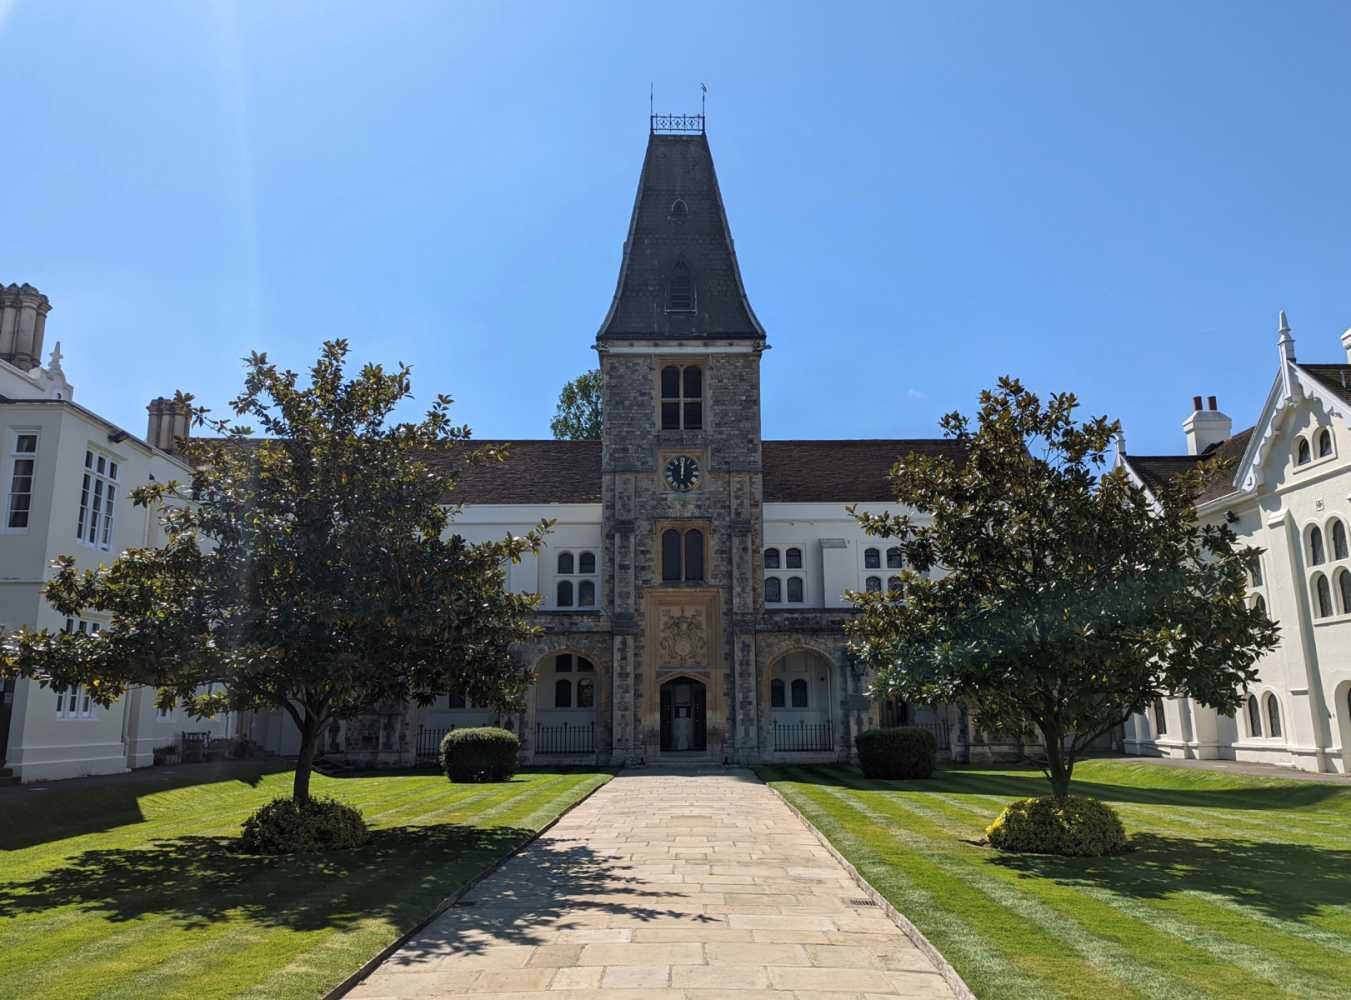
[1042,723,1074,801]
[293,713,320,805]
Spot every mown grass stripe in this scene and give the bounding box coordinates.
[799,772,1251,1000]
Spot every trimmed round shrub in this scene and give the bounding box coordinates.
[985,795,1128,856]
[239,796,369,854]
[440,726,519,783]
[855,726,937,779]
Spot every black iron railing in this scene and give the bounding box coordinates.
[651,112,705,134]
[417,725,453,761]
[773,719,834,752]
[536,721,595,755]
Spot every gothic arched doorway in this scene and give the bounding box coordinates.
[660,676,706,752]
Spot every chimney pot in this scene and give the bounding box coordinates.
[1192,395,1203,412]
[1208,395,1218,411]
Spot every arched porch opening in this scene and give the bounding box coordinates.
[768,650,837,753]
[534,652,598,755]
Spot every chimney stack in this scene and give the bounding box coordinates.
[146,397,191,453]
[1183,394,1232,456]
[0,283,53,371]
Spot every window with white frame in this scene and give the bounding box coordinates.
[763,546,805,605]
[54,618,101,719]
[5,431,38,531]
[554,549,598,609]
[76,449,120,550]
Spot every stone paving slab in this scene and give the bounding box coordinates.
[348,767,954,999]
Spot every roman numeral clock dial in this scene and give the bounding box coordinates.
[664,455,701,492]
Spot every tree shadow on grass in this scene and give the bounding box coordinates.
[988,833,1351,924]
[768,762,1351,814]
[0,760,295,852]
[0,818,703,950]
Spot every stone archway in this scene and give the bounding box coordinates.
[767,650,837,754]
[659,675,707,752]
[534,650,601,755]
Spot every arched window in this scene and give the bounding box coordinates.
[1310,526,1326,565]
[447,691,467,709]
[1247,694,1262,737]
[555,653,573,671]
[791,678,809,708]
[556,580,574,607]
[554,678,572,708]
[660,364,703,429]
[1334,521,1349,561]
[1266,695,1282,738]
[888,576,902,592]
[557,552,574,575]
[1153,698,1167,735]
[1297,438,1312,465]
[1339,570,1351,614]
[1254,593,1267,616]
[578,580,596,606]
[864,547,881,569]
[1318,428,1333,458]
[886,547,903,569]
[764,548,781,569]
[579,551,596,574]
[577,678,595,708]
[787,576,804,602]
[765,577,782,603]
[684,529,704,581]
[1315,573,1333,618]
[770,678,785,708]
[577,657,594,672]
[670,198,688,219]
[865,576,882,594]
[668,261,694,311]
[1248,555,1263,587]
[662,529,682,582]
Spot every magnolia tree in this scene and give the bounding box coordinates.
[0,341,548,804]
[848,377,1279,800]
[550,369,602,440]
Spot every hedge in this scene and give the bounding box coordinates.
[855,726,938,779]
[440,726,519,783]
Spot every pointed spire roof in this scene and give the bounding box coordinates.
[596,132,766,342]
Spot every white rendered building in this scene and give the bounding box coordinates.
[0,283,233,782]
[1122,314,1351,773]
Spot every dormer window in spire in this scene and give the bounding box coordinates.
[670,199,688,220]
[667,261,695,313]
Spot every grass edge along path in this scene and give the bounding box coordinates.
[759,760,1351,1000]
[0,766,612,1000]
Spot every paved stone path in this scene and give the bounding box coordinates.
[350,767,955,999]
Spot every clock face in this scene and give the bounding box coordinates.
[665,455,701,491]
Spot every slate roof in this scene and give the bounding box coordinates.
[597,133,765,341]
[1298,363,1351,407]
[420,438,962,506]
[1122,426,1254,505]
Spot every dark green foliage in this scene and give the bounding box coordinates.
[848,377,1280,799]
[238,796,369,854]
[855,727,938,779]
[550,369,603,440]
[0,341,550,805]
[441,726,520,783]
[985,794,1128,856]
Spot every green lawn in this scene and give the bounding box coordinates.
[0,763,609,1000]
[759,760,1351,1000]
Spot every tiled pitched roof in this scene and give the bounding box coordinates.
[762,439,964,503]
[432,440,603,505]
[1122,426,1254,504]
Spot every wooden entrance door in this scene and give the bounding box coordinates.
[660,678,707,752]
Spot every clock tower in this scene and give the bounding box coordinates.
[596,115,767,764]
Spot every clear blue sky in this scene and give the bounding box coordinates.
[3,1,1349,456]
